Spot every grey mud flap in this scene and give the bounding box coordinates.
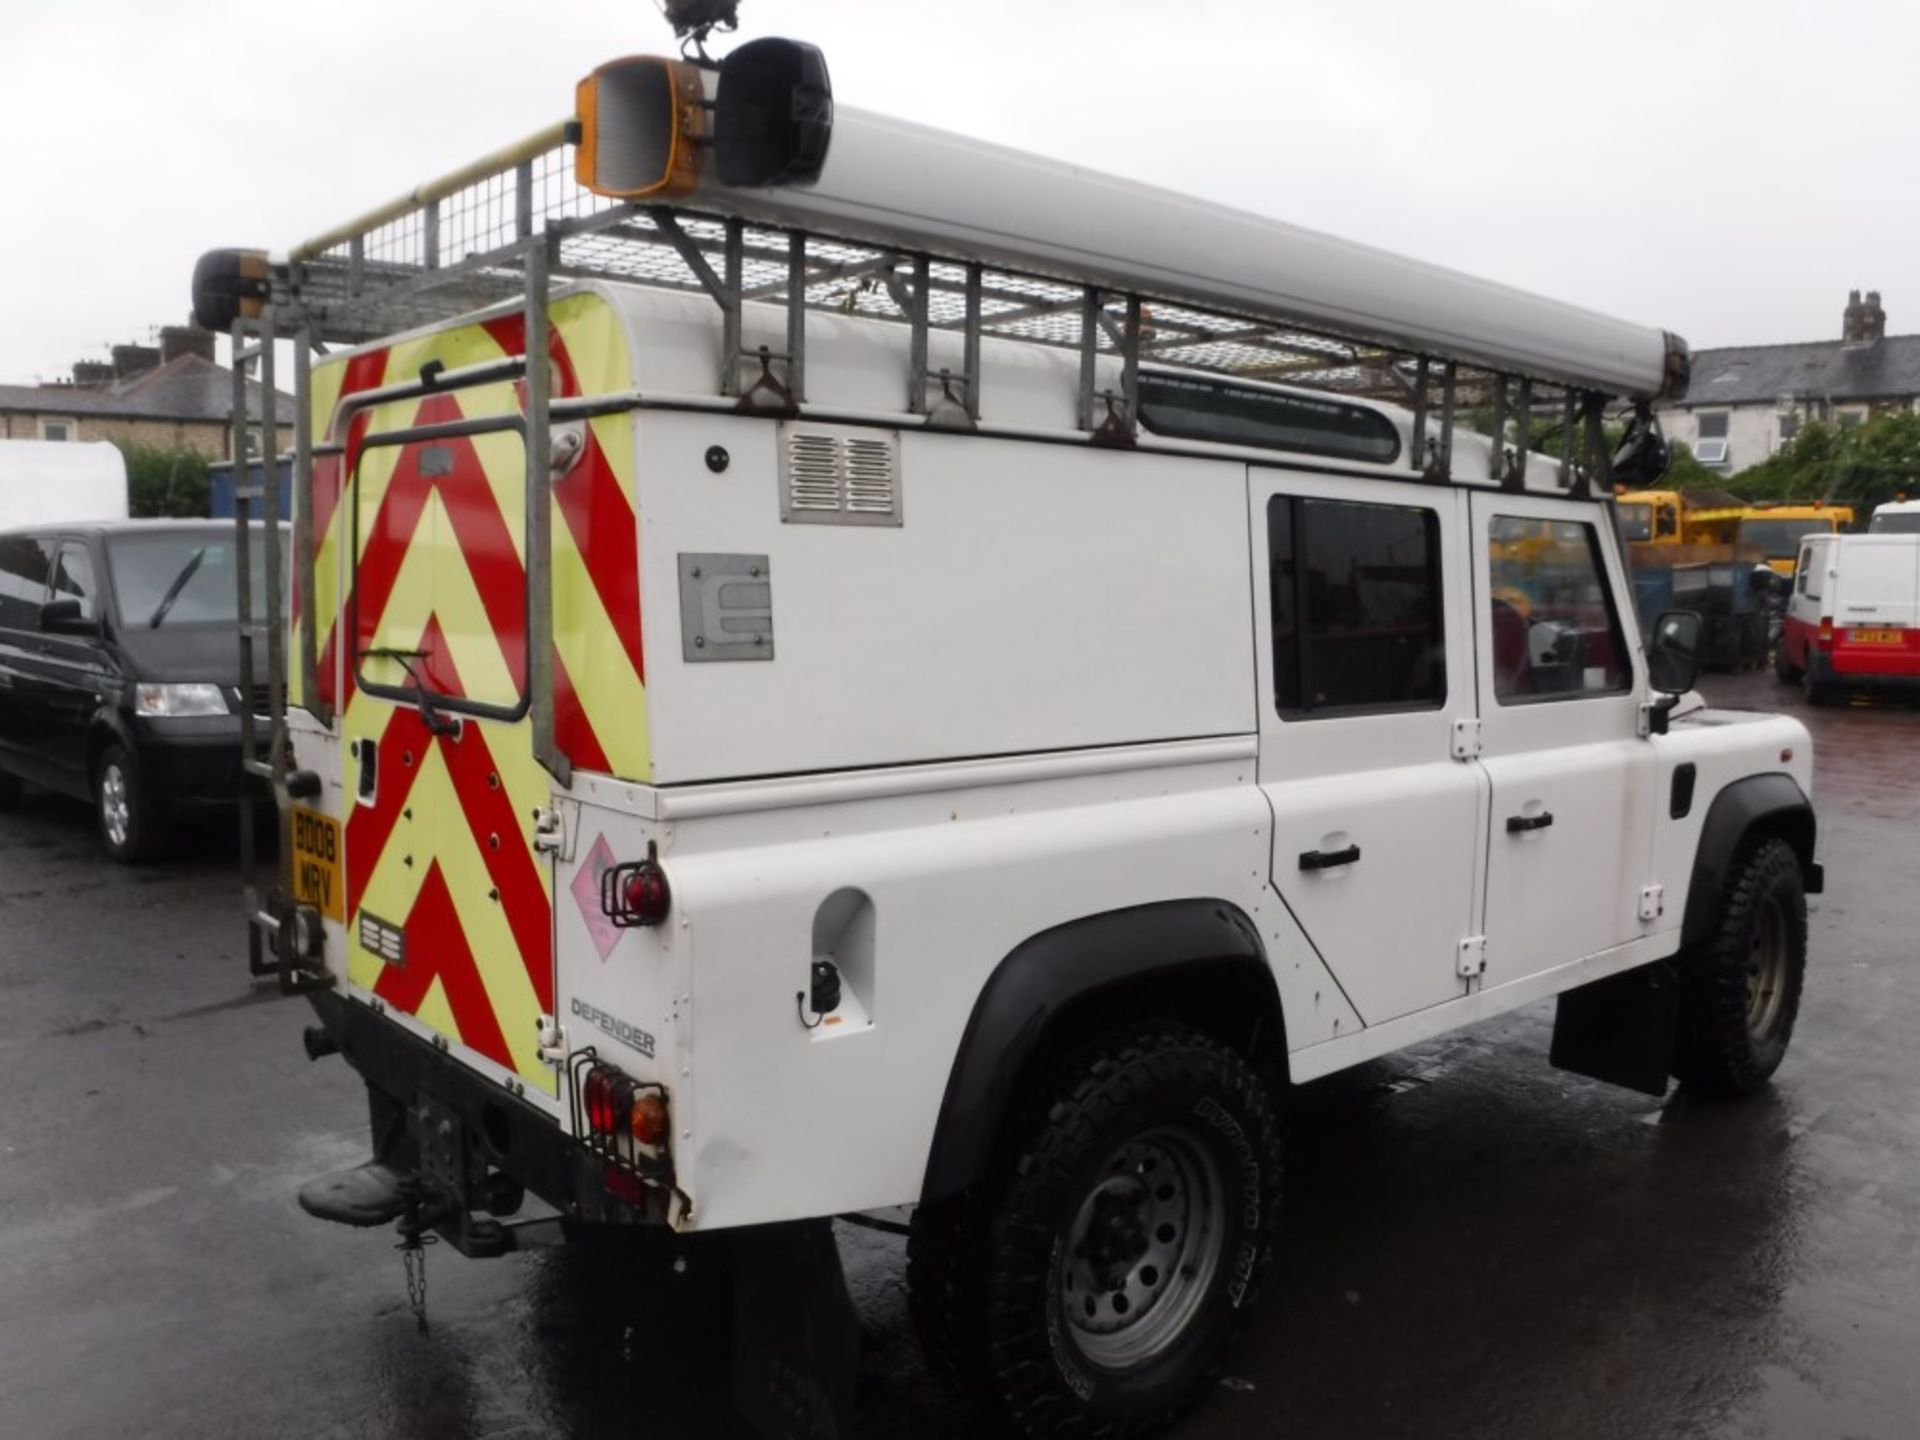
[1549,960,1679,1098]
[732,1220,862,1440]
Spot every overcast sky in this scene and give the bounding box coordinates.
[2,0,1913,382]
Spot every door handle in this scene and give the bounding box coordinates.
[1506,811,1555,834]
[1299,843,1361,871]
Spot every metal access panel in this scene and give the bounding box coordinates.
[679,553,774,662]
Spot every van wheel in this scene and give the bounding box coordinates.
[1803,674,1837,707]
[1773,648,1801,683]
[908,1022,1281,1437]
[1673,838,1806,1097]
[95,745,157,863]
[0,770,22,812]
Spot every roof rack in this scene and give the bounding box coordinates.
[258,111,1686,496]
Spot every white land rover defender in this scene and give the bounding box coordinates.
[202,25,1819,1439]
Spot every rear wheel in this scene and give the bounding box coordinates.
[1673,837,1807,1096]
[95,744,159,863]
[908,1022,1282,1437]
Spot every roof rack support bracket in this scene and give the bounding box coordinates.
[1423,361,1457,483]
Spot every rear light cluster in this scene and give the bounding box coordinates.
[1818,619,1835,649]
[599,841,671,928]
[574,1056,671,1178]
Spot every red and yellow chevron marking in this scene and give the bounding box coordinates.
[296,291,650,1088]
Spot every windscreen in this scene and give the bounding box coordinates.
[1870,511,1920,534]
[106,530,283,628]
[1738,518,1829,558]
[1614,503,1652,542]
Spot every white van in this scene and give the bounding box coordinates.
[1778,532,1920,700]
[1869,498,1920,534]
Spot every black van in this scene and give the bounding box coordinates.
[0,521,281,860]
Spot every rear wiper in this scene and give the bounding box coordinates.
[148,547,209,628]
[359,647,461,736]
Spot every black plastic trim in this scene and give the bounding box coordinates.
[919,899,1277,1204]
[1679,773,1818,950]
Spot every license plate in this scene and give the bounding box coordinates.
[290,806,344,922]
[1849,628,1903,645]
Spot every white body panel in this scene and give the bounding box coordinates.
[703,109,1674,399]
[0,440,129,527]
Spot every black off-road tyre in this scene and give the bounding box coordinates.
[0,769,22,812]
[95,744,158,863]
[1673,837,1807,1097]
[908,1022,1282,1438]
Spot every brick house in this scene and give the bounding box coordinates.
[1657,291,1920,476]
[0,326,293,459]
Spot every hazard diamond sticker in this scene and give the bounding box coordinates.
[571,833,625,962]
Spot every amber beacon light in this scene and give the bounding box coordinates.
[575,37,832,201]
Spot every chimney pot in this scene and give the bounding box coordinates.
[110,343,161,380]
[159,325,216,365]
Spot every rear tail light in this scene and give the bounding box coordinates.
[1817,618,1834,649]
[600,841,671,928]
[574,1057,671,1179]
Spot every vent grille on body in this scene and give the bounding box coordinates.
[779,423,903,526]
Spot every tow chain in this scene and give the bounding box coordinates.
[399,1233,436,1335]
[395,1180,448,1336]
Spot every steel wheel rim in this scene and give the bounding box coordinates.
[101,764,129,848]
[1746,893,1789,1039]
[1058,1124,1226,1371]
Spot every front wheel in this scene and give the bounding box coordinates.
[95,744,159,863]
[908,1022,1282,1437]
[1673,837,1807,1096]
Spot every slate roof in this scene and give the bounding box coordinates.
[0,355,294,425]
[1674,335,1920,409]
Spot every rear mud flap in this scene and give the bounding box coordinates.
[1549,960,1678,1098]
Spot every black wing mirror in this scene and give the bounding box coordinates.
[39,598,91,634]
[1647,609,1701,696]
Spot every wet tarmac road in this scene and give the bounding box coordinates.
[2,669,1916,1439]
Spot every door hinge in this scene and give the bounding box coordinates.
[530,799,580,862]
[1457,935,1487,979]
[536,1013,567,1066]
[1638,884,1666,922]
[1451,718,1483,761]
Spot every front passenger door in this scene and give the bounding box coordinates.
[0,534,56,771]
[1471,496,1656,987]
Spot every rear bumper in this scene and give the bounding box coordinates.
[1807,651,1920,692]
[305,988,664,1252]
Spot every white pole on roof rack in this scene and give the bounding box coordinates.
[678,107,1684,402]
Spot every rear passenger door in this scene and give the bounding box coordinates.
[1252,472,1487,1023]
[1470,495,1655,984]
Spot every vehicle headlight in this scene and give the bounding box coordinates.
[135,683,230,718]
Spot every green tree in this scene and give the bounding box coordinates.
[1726,411,1920,514]
[121,442,212,518]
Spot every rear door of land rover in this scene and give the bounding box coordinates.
[335,367,561,1107]
[1251,471,1487,1022]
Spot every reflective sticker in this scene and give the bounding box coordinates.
[572,833,625,962]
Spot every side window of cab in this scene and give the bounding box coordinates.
[1486,517,1630,702]
[0,533,54,631]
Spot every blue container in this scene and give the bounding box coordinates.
[209,458,293,520]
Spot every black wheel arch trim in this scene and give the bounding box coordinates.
[1680,773,1820,951]
[918,898,1279,1205]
